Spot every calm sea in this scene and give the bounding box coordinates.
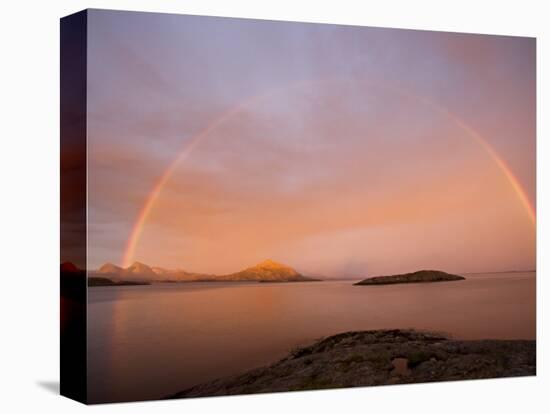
[87,272,535,403]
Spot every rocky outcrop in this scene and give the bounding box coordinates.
[354,270,465,286]
[169,329,535,398]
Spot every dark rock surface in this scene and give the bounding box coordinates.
[169,329,535,399]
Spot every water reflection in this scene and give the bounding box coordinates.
[87,273,535,403]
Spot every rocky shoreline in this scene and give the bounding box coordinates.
[88,276,150,287]
[169,329,535,399]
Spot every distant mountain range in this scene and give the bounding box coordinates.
[93,259,319,284]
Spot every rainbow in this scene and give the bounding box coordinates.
[121,79,535,267]
[121,91,274,268]
[423,99,536,227]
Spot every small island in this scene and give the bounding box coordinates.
[354,270,465,286]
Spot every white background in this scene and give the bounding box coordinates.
[0,0,548,412]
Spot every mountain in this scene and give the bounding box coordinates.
[219,259,319,282]
[96,261,156,282]
[98,262,123,275]
[98,261,154,277]
[60,262,80,273]
[151,266,207,281]
[125,261,157,278]
[151,266,172,276]
[93,259,319,283]
[354,270,465,286]
[95,261,211,282]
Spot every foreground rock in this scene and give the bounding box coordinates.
[354,270,465,286]
[169,329,535,398]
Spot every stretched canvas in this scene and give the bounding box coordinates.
[60,9,536,404]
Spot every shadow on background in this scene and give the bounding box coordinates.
[37,381,60,395]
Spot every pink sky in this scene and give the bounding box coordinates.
[85,10,535,276]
